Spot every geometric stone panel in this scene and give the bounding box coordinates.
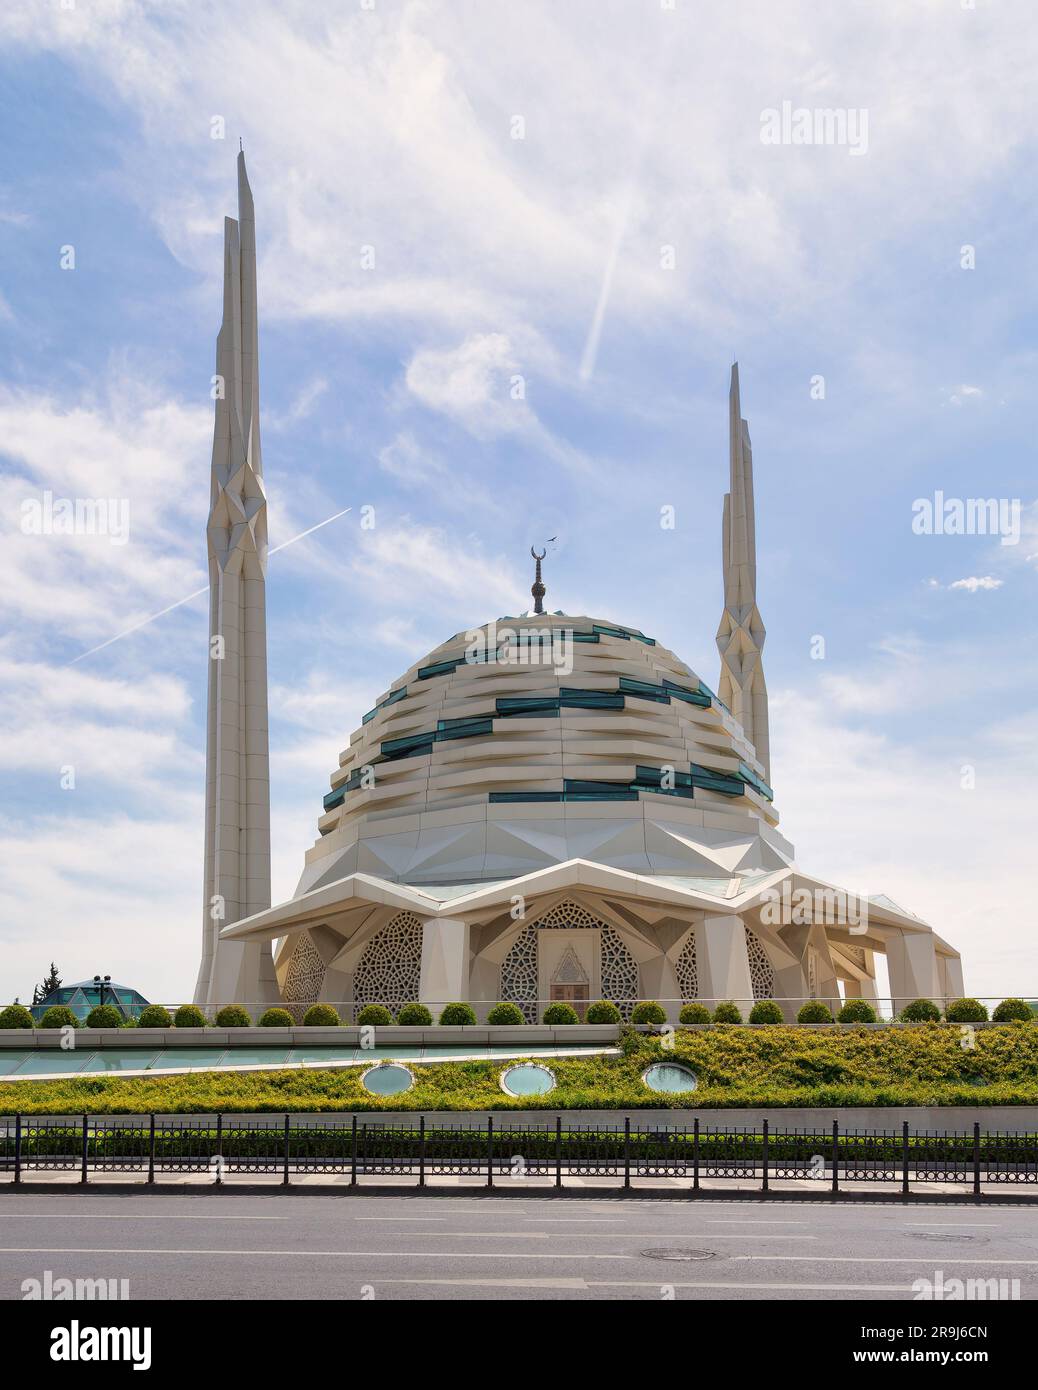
[352,911,423,1015]
[282,933,327,1005]
[675,929,698,1002]
[745,925,775,1000]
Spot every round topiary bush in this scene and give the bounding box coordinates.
[631,1001,667,1025]
[945,997,989,1023]
[438,1002,478,1026]
[85,1004,123,1029]
[486,1001,526,1025]
[712,1001,742,1024]
[542,1002,579,1025]
[356,1004,394,1026]
[837,999,878,1024]
[992,998,1033,1023]
[136,1004,172,1028]
[302,1004,340,1026]
[899,998,941,1023]
[396,1003,433,1026]
[585,1000,621,1024]
[173,1004,207,1029]
[796,1001,834,1024]
[39,1005,77,1029]
[678,1002,712,1025]
[748,1000,784,1024]
[0,1004,34,1029]
[214,1005,252,1028]
[259,1007,294,1027]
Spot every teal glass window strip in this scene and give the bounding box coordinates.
[381,732,435,759]
[496,697,560,717]
[323,785,347,812]
[362,684,409,724]
[559,688,625,710]
[437,718,493,741]
[417,658,461,680]
[489,791,564,803]
[618,676,670,703]
[662,678,712,708]
[690,764,744,797]
[737,761,774,801]
[634,764,694,789]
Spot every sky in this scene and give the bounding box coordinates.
[0,0,1034,1004]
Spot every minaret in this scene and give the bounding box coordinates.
[194,152,277,1006]
[715,362,771,782]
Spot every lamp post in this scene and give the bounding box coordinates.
[93,975,111,1011]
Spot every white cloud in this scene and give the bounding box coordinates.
[377,431,446,486]
[949,576,1003,592]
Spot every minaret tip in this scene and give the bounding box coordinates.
[530,546,547,616]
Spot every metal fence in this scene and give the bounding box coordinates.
[1,1115,1036,1195]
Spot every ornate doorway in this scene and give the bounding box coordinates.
[550,945,590,1014]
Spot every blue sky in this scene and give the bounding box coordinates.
[0,0,1034,1003]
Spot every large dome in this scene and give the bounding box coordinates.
[294,614,794,895]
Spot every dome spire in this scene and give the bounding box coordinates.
[530,546,547,615]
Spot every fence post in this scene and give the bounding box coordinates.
[282,1113,290,1187]
[692,1118,700,1194]
[350,1114,358,1187]
[555,1116,562,1189]
[419,1115,426,1189]
[973,1122,981,1199]
[80,1113,89,1185]
[901,1121,910,1198]
[623,1117,631,1190]
[486,1117,494,1189]
[831,1119,839,1195]
[147,1114,156,1186]
[214,1112,223,1186]
[761,1119,769,1194]
[14,1114,21,1186]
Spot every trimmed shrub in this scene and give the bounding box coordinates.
[136,1004,172,1028]
[0,1004,34,1029]
[712,1001,742,1024]
[631,1001,667,1025]
[356,1004,394,1026]
[945,997,989,1023]
[486,1001,526,1025]
[214,1005,252,1028]
[796,1001,834,1024]
[749,1000,784,1025]
[396,1003,433,1026]
[837,1000,878,1024]
[302,1004,340,1026]
[678,1002,712,1025]
[899,998,941,1023]
[85,1004,123,1029]
[992,998,1033,1023]
[259,1007,294,1028]
[173,1004,207,1029]
[438,1002,478,1026]
[585,1000,621,1024]
[542,1002,579,1025]
[39,1005,77,1029]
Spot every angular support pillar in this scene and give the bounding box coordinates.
[696,914,754,1009]
[419,917,470,1006]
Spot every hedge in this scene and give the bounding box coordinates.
[174,1005,207,1029]
[678,1003,712,1025]
[39,1006,77,1030]
[585,1001,621,1024]
[7,1024,1038,1113]
[259,1008,294,1028]
[137,1005,172,1029]
[946,998,989,1024]
[712,1001,742,1024]
[302,1004,340,1026]
[85,1005,124,1029]
[485,1002,526,1025]
[899,999,941,1023]
[214,1005,251,1028]
[397,1003,433,1026]
[796,1001,833,1024]
[748,1000,783,1025]
[992,998,1033,1023]
[631,1001,667,1025]
[542,1003,579,1025]
[0,1005,34,1029]
[356,1005,394,1026]
[438,1002,477,1026]
[837,1000,877,1024]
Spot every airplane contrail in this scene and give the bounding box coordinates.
[67,506,352,665]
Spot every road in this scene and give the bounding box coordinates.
[1,1192,1036,1300]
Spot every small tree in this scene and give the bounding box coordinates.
[32,963,62,1006]
[796,1001,834,1024]
[678,1003,712,1025]
[748,1000,784,1024]
[712,1001,742,1024]
[945,997,989,1024]
[85,1004,123,1029]
[992,998,1033,1023]
[899,998,941,1023]
[837,999,878,1024]
[631,1001,667,1025]
[438,1002,477,1026]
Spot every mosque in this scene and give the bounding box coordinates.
[194,155,964,1021]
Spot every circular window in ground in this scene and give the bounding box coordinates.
[642,1062,698,1094]
[500,1062,556,1097]
[361,1062,415,1097]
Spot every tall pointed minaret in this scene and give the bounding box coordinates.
[195,152,277,1006]
[715,362,771,782]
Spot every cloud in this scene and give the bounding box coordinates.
[377,431,446,486]
[949,576,1003,593]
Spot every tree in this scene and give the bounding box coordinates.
[32,963,62,1006]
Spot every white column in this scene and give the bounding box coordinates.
[886,931,940,1012]
[697,914,754,1010]
[419,917,470,1005]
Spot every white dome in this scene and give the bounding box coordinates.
[295,614,792,894]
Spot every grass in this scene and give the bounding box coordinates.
[1,1023,1036,1114]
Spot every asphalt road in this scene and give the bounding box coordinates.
[1,1193,1035,1300]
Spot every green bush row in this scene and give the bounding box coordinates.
[2,997,1031,1030]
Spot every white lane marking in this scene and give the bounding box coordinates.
[731,1255,1038,1265]
[345,1231,816,1240]
[0,1213,288,1220]
[362,1278,920,1293]
[902,1222,999,1228]
[0,1248,633,1260]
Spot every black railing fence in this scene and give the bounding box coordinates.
[0,1115,1035,1194]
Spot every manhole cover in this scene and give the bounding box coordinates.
[640,1248,718,1262]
